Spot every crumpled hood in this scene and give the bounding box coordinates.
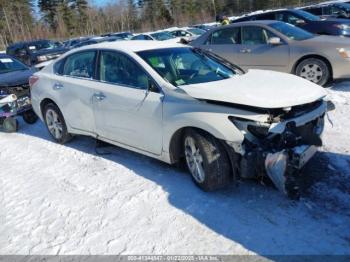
[179,70,327,109]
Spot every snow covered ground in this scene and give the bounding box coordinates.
[0,81,349,256]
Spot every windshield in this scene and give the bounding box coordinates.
[0,57,28,74]
[151,32,175,41]
[270,22,314,40]
[138,48,238,87]
[187,28,206,35]
[29,41,62,53]
[336,3,350,12]
[293,9,321,21]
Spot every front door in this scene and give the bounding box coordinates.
[93,50,164,155]
[237,25,290,72]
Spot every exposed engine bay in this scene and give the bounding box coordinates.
[229,100,330,199]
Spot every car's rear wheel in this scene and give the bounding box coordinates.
[183,129,231,191]
[43,103,72,144]
[295,58,330,86]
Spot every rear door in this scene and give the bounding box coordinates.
[237,25,289,72]
[49,50,97,133]
[199,27,242,65]
[93,50,164,155]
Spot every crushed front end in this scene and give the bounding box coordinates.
[0,83,38,131]
[230,100,328,198]
[0,93,18,132]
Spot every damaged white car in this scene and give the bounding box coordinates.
[30,41,330,198]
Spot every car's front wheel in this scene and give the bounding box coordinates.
[43,103,72,144]
[295,58,330,86]
[183,129,231,191]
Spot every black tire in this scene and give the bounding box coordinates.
[295,58,330,87]
[22,109,38,124]
[183,129,231,191]
[2,117,18,133]
[43,103,72,144]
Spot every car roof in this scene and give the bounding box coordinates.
[233,20,278,25]
[7,39,52,48]
[81,40,186,52]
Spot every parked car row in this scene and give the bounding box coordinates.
[131,26,206,43]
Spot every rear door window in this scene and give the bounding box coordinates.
[210,27,241,45]
[63,51,96,79]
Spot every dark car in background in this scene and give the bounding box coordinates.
[71,36,123,49]
[0,54,38,131]
[301,2,350,19]
[6,39,68,66]
[63,37,92,49]
[232,9,350,37]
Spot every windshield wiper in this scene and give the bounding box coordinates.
[194,47,245,74]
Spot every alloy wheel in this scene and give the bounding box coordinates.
[45,109,63,140]
[184,136,205,183]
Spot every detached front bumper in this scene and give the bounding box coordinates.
[236,101,327,198]
[265,145,317,197]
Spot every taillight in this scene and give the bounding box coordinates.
[29,75,39,89]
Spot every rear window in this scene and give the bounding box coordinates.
[0,57,28,74]
[62,51,96,79]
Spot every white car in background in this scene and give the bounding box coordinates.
[166,27,206,42]
[131,31,180,44]
[30,41,328,198]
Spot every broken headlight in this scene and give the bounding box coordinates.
[247,125,270,139]
[229,116,271,140]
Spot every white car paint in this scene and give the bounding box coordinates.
[35,60,54,70]
[30,40,327,175]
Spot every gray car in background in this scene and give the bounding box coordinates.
[191,21,350,86]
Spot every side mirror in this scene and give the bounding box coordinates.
[268,37,282,45]
[148,79,159,93]
[296,19,305,25]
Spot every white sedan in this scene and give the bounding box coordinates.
[30,41,328,198]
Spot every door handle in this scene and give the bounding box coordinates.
[240,48,251,53]
[93,92,106,101]
[53,82,63,90]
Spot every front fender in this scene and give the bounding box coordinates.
[163,111,245,153]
